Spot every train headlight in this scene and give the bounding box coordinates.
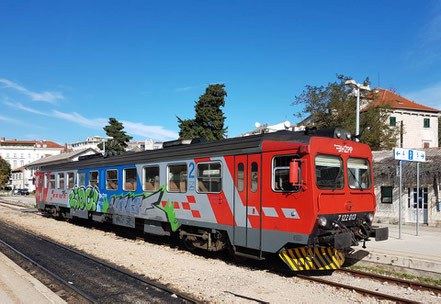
[317,216,327,227]
[366,212,374,223]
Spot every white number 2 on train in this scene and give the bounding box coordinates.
[189,162,195,178]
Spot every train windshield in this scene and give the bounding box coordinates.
[347,158,371,190]
[315,155,344,189]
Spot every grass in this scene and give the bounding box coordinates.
[348,265,441,287]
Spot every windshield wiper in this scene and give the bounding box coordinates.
[349,169,364,190]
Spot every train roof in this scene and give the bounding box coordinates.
[41,128,352,172]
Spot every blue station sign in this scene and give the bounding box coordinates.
[394,148,426,162]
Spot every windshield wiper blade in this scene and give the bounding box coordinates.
[349,169,364,190]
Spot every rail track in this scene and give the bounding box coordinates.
[0,220,198,304]
[296,273,421,303]
[0,200,439,303]
[338,268,441,295]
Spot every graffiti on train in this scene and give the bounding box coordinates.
[68,186,109,213]
[108,185,179,231]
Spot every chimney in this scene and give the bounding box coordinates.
[0,137,4,142]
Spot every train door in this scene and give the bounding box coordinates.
[233,154,261,250]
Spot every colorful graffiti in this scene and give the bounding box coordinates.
[68,186,109,213]
[108,185,179,231]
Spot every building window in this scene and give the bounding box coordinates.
[389,117,396,127]
[123,168,137,191]
[49,174,56,188]
[143,166,159,191]
[424,142,430,148]
[237,163,244,192]
[78,172,86,187]
[89,171,99,187]
[67,172,75,189]
[381,186,393,203]
[250,162,258,193]
[58,173,65,189]
[106,169,119,190]
[168,164,187,192]
[197,162,222,193]
[424,118,430,128]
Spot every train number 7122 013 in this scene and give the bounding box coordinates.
[337,214,357,221]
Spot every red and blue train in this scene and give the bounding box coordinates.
[35,128,388,271]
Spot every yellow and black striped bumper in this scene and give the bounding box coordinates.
[279,247,345,271]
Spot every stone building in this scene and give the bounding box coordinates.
[373,150,441,227]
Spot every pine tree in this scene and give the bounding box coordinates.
[98,118,133,154]
[0,156,11,188]
[177,84,227,141]
[293,75,399,151]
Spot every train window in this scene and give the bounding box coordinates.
[168,164,187,192]
[89,171,99,188]
[67,172,75,189]
[57,173,65,189]
[250,162,258,193]
[143,166,159,191]
[49,174,56,188]
[106,169,119,191]
[197,162,222,193]
[347,158,371,190]
[315,155,344,190]
[272,155,300,192]
[237,163,244,192]
[123,168,137,191]
[78,172,86,187]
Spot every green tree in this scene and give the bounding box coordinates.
[0,156,11,188]
[97,118,133,154]
[177,84,227,141]
[292,74,399,151]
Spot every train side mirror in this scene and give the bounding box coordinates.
[290,160,301,186]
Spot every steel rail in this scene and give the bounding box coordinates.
[0,220,199,304]
[296,274,420,304]
[338,268,441,295]
[0,238,97,303]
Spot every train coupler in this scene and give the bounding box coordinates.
[279,247,345,271]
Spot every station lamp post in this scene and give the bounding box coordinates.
[344,80,370,138]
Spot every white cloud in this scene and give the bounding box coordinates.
[5,100,178,141]
[122,121,178,141]
[51,111,178,141]
[0,78,64,104]
[176,86,196,92]
[4,101,49,116]
[52,110,107,129]
[404,83,441,109]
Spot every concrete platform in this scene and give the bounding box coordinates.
[349,223,441,279]
[0,251,65,304]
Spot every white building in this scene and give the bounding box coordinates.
[24,148,98,191]
[68,136,107,151]
[144,139,163,150]
[364,88,440,149]
[237,121,305,137]
[0,138,64,170]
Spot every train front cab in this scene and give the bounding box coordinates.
[277,133,388,271]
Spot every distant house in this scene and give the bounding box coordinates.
[364,88,440,149]
[237,121,305,137]
[24,148,98,191]
[0,138,64,170]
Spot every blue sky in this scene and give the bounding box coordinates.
[1,0,441,144]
